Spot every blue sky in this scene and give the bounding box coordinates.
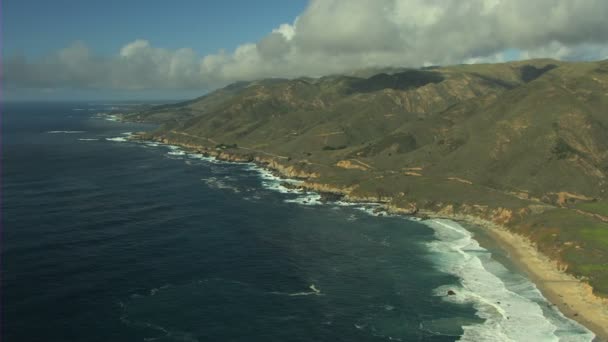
[4,0,307,58]
[4,0,608,101]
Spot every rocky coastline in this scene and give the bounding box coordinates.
[130,132,608,340]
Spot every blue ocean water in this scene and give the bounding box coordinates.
[1,103,595,341]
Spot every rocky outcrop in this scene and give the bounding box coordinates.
[300,181,357,196]
[336,160,369,171]
[386,202,419,215]
[254,156,320,179]
[548,192,595,207]
[141,134,321,179]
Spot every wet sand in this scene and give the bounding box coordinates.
[433,212,608,341]
[485,225,608,341]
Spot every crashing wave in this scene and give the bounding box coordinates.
[47,130,85,134]
[424,219,594,342]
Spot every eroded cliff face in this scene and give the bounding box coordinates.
[421,203,534,226]
[336,160,369,171]
[146,133,535,225]
[142,133,542,217]
[300,181,356,195]
[254,157,320,179]
[144,135,321,179]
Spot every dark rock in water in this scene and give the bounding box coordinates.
[415,213,430,220]
[373,207,385,214]
[319,192,344,202]
[447,290,456,296]
[280,182,301,190]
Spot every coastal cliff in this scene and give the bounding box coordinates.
[125,58,608,338]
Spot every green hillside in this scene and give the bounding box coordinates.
[125,59,608,296]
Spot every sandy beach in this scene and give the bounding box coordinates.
[488,228,608,341]
[425,212,608,341]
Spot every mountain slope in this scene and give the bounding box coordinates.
[127,58,608,199]
[126,58,608,296]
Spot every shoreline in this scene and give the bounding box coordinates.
[483,224,608,341]
[423,211,608,341]
[128,132,608,340]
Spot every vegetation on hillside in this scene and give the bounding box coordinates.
[126,58,608,296]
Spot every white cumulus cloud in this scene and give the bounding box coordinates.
[5,0,608,92]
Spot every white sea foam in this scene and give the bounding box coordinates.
[149,284,171,296]
[244,163,391,210]
[355,206,384,216]
[423,219,594,342]
[106,137,128,142]
[348,203,392,217]
[334,200,386,216]
[47,130,85,134]
[103,114,120,121]
[78,138,99,141]
[271,284,323,297]
[201,177,240,193]
[244,164,304,194]
[105,132,134,142]
[284,193,323,206]
[241,163,339,206]
[187,153,222,163]
[187,153,207,160]
[136,140,225,164]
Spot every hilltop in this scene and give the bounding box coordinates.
[125,58,608,298]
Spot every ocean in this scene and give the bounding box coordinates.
[1,102,595,341]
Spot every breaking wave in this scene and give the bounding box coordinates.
[423,219,594,342]
[47,130,85,134]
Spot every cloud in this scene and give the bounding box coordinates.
[5,0,608,92]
